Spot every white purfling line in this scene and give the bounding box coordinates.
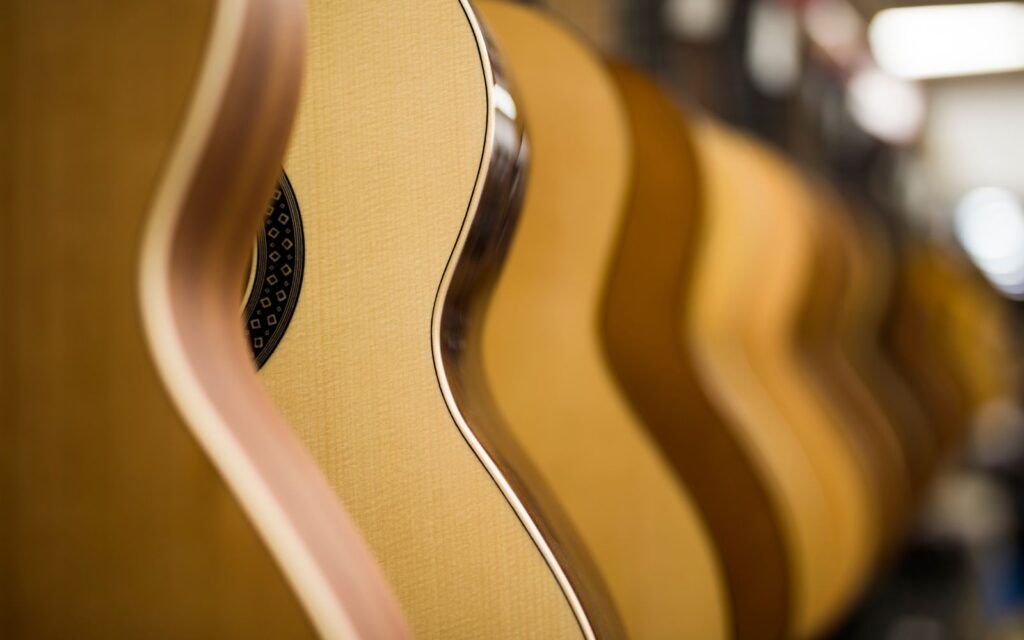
[431,2,598,638]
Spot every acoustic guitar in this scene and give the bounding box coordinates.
[602,65,790,640]
[902,244,1020,443]
[254,0,623,637]
[2,1,407,637]
[797,190,913,544]
[687,120,878,636]
[884,244,974,464]
[831,206,937,496]
[476,2,730,638]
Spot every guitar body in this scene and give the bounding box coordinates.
[828,204,936,497]
[256,1,611,637]
[476,3,729,638]
[688,120,876,636]
[696,119,888,634]
[751,147,884,626]
[884,246,973,462]
[904,246,1020,440]
[798,198,912,545]
[602,65,789,640]
[2,1,405,637]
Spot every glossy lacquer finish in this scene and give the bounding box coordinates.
[479,3,730,638]
[255,1,610,637]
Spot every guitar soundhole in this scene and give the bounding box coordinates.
[243,171,305,368]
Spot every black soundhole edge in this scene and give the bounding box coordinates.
[244,171,304,368]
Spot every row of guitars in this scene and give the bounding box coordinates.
[5,1,1016,638]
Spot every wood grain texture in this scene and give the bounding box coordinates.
[687,120,875,637]
[602,64,789,640]
[256,1,584,637]
[478,4,730,638]
[1,1,350,637]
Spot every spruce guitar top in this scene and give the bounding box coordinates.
[255,1,616,637]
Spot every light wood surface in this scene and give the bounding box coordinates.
[745,134,883,633]
[687,121,840,637]
[3,1,407,637]
[256,1,591,637]
[540,0,620,53]
[834,210,937,496]
[477,4,730,638]
[603,64,789,640]
[798,194,912,547]
[687,120,876,637]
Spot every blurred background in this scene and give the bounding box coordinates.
[525,0,1024,637]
